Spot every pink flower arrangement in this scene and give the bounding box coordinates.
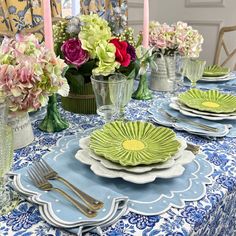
[0,34,69,112]
[149,21,204,57]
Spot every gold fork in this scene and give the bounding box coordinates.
[27,167,97,218]
[33,159,103,210]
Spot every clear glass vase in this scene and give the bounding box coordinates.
[0,97,19,214]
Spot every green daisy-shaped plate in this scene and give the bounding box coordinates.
[89,121,181,166]
[178,89,236,113]
[203,65,230,77]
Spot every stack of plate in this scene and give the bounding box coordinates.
[200,65,232,82]
[75,121,195,184]
[171,89,236,121]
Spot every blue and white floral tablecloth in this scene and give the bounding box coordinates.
[0,90,236,236]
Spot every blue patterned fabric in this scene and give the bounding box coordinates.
[0,89,236,236]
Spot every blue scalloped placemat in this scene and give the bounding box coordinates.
[149,99,236,138]
[10,131,213,231]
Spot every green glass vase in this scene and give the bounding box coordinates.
[39,94,69,132]
[132,73,152,100]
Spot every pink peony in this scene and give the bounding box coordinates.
[61,38,89,68]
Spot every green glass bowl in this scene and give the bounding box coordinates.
[90,121,181,166]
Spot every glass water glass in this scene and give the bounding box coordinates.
[185,58,206,88]
[0,97,18,214]
[175,54,186,93]
[91,74,126,122]
[119,78,134,119]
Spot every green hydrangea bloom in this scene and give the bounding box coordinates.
[79,14,112,58]
[0,53,14,64]
[92,40,119,76]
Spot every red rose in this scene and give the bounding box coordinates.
[109,38,131,67]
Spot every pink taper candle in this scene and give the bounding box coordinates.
[143,0,149,48]
[43,0,54,50]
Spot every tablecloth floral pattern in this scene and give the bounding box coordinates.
[0,91,236,236]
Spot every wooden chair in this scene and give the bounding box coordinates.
[214,25,236,70]
[0,17,65,43]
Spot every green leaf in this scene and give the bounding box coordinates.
[65,68,85,93]
[78,60,96,76]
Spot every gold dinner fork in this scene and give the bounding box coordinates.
[27,167,97,218]
[33,159,103,210]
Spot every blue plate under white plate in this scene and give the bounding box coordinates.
[10,129,213,235]
[149,99,231,137]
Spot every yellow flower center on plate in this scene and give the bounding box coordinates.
[201,101,220,108]
[122,139,145,151]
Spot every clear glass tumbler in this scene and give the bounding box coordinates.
[119,77,134,119]
[91,74,126,122]
[0,97,18,214]
[175,54,186,92]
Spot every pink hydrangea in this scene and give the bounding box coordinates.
[149,21,203,57]
[0,34,69,112]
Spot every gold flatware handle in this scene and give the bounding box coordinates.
[57,176,104,210]
[182,119,218,132]
[186,143,200,154]
[53,187,97,218]
[160,109,218,132]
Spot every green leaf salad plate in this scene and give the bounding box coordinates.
[203,65,230,77]
[178,89,236,113]
[90,121,181,166]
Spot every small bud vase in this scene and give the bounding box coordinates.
[132,73,152,100]
[39,94,69,133]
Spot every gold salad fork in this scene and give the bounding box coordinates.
[159,108,219,132]
[33,159,103,210]
[28,167,97,218]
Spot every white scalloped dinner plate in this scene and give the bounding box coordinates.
[171,97,236,117]
[75,136,195,184]
[200,73,233,82]
[170,99,236,121]
[78,136,187,174]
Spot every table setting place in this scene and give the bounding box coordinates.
[0,7,236,236]
[7,120,214,235]
[1,67,236,235]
